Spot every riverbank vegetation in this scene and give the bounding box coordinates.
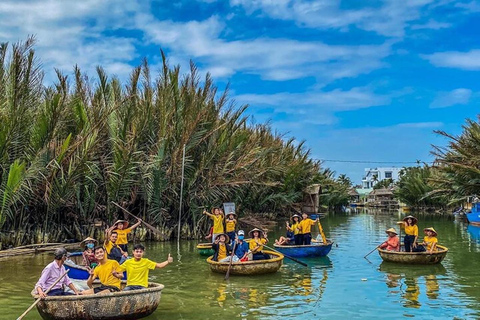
[0,38,351,247]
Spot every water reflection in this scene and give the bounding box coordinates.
[379,262,447,308]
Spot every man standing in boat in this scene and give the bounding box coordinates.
[117,243,173,291]
[35,248,81,297]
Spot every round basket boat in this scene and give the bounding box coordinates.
[32,282,164,320]
[196,243,214,256]
[206,250,283,275]
[273,240,333,258]
[377,245,448,265]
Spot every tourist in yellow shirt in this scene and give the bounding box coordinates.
[299,213,319,245]
[107,218,142,252]
[287,214,302,245]
[212,233,232,262]
[117,244,173,291]
[104,230,128,264]
[420,227,438,253]
[248,228,270,260]
[401,215,419,252]
[225,212,237,243]
[203,207,224,243]
[85,247,124,294]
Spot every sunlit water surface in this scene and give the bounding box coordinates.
[1,211,480,319]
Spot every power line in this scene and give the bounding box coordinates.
[315,159,434,164]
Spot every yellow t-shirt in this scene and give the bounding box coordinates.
[424,236,438,251]
[218,244,227,261]
[115,228,131,245]
[291,222,301,235]
[225,220,236,232]
[93,259,121,289]
[104,240,121,255]
[211,215,224,234]
[405,225,418,236]
[249,238,267,253]
[117,258,156,288]
[299,219,316,234]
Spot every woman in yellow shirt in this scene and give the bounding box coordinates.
[402,215,419,252]
[212,233,232,261]
[204,208,225,243]
[248,228,270,260]
[421,227,438,253]
[225,212,237,243]
[287,214,302,245]
[108,219,142,253]
[299,213,319,245]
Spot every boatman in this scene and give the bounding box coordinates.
[117,243,173,291]
[35,247,81,297]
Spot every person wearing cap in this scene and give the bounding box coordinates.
[81,237,98,269]
[379,228,400,251]
[35,248,80,297]
[401,215,419,252]
[117,243,173,291]
[287,214,302,245]
[234,230,250,261]
[212,233,232,262]
[203,207,224,243]
[104,229,128,264]
[107,218,142,253]
[84,246,124,295]
[299,213,319,245]
[419,227,438,253]
[225,212,237,243]
[248,228,270,260]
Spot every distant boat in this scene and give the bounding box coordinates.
[377,245,448,265]
[196,243,214,256]
[206,250,283,275]
[466,203,480,226]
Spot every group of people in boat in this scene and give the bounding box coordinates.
[380,215,439,253]
[275,213,321,246]
[35,219,173,297]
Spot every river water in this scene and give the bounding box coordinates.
[1,211,480,319]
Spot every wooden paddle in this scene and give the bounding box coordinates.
[317,220,327,244]
[17,270,70,320]
[364,241,387,259]
[263,244,308,267]
[225,240,238,280]
[111,202,163,236]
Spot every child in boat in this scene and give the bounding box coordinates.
[212,233,232,262]
[81,237,98,268]
[225,212,237,243]
[203,207,224,243]
[419,227,438,253]
[117,243,173,291]
[299,213,319,245]
[107,218,142,253]
[400,215,419,252]
[287,214,302,245]
[275,221,295,245]
[379,228,400,251]
[248,228,270,260]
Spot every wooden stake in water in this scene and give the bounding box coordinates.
[177,144,186,259]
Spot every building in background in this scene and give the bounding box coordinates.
[361,167,402,189]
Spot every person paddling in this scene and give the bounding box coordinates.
[401,215,419,252]
[35,248,80,297]
[234,230,250,261]
[117,244,173,291]
[299,213,319,245]
[379,228,400,251]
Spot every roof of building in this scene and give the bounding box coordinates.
[348,189,360,196]
[370,188,394,196]
[356,188,373,196]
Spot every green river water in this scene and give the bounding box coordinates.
[1,211,480,319]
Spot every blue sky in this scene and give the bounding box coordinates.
[1,0,480,183]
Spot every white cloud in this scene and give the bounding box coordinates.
[230,0,440,37]
[410,19,451,30]
[423,50,480,70]
[396,122,443,128]
[430,88,472,108]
